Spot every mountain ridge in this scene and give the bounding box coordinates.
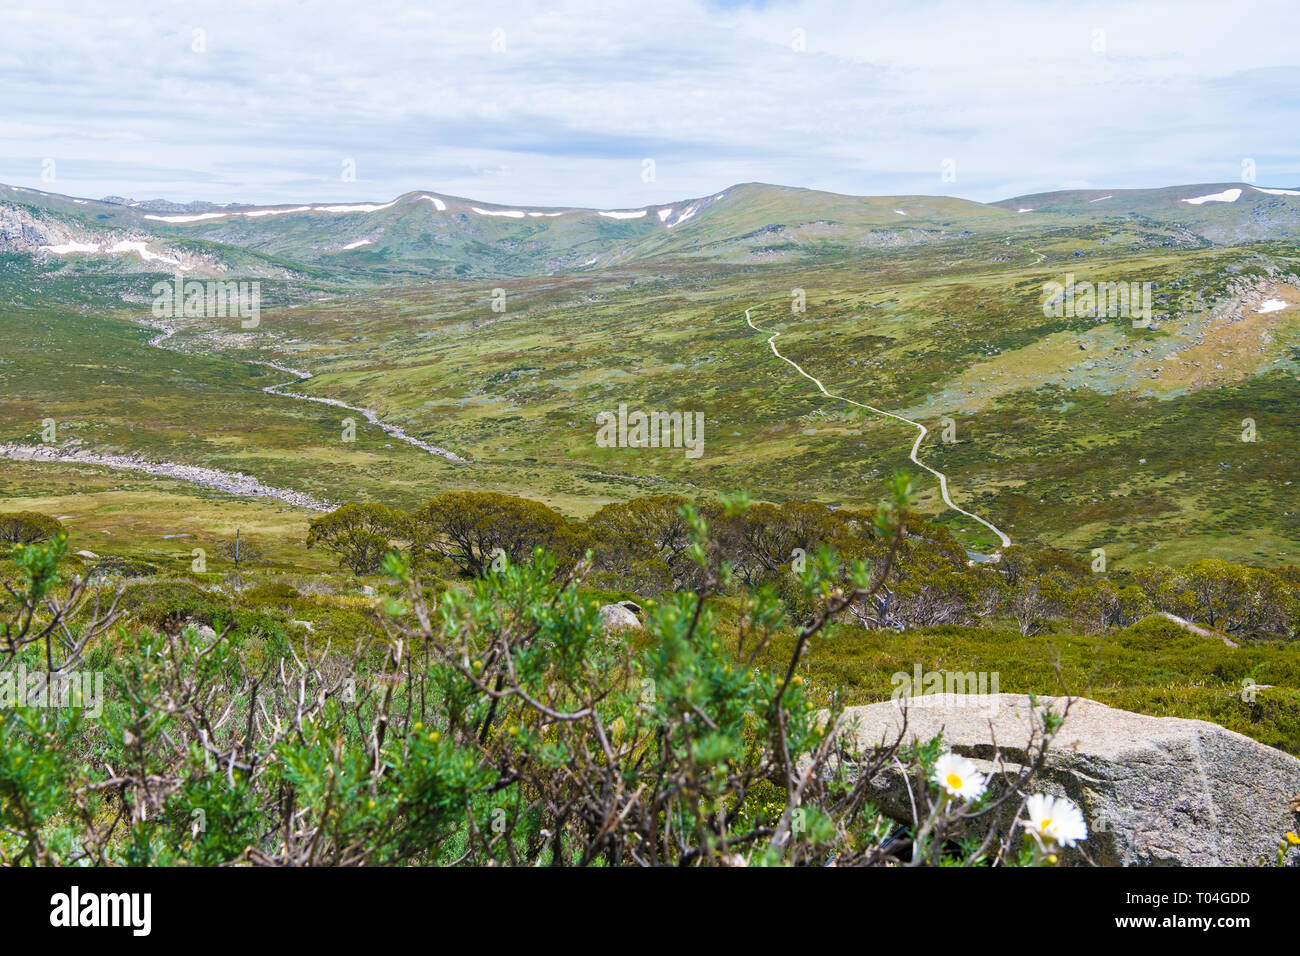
[4,179,1298,281]
[8,178,1299,220]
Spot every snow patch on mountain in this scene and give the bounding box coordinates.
[667,205,698,228]
[40,241,101,254]
[1182,188,1242,205]
[107,240,183,266]
[312,201,398,213]
[146,200,399,223]
[144,212,229,223]
[243,206,314,218]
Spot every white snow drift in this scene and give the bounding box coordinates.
[312,201,397,213]
[667,205,698,228]
[40,241,100,254]
[144,212,228,223]
[41,237,185,268]
[1182,188,1242,205]
[146,200,399,223]
[107,240,182,266]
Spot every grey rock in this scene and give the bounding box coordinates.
[182,621,218,641]
[599,603,641,631]
[832,694,1300,866]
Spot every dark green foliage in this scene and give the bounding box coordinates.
[2,480,1298,867]
[412,491,585,578]
[0,511,63,544]
[307,502,408,574]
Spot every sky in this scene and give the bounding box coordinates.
[2,0,1298,208]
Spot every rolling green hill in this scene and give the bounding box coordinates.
[10,179,1298,281]
[2,179,1298,568]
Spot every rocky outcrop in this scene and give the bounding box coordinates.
[0,202,65,251]
[832,694,1300,866]
[1,198,197,269]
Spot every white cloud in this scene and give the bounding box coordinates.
[1,0,1296,206]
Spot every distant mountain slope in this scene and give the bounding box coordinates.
[3,179,1298,280]
[992,183,1300,244]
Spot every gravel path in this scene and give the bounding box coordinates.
[2,317,468,512]
[148,321,468,463]
[745,308,1011,551]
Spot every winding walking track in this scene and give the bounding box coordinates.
[4,304,1011,544]
[148,323,467,464]
[0,321,467,512]
[745,308,1011,550]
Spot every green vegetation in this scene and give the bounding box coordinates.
[3,475,1298,867]
[3,180,1299,866]
[0,510,63,544]
[0,481,1098,864]
[4,183,1298,567]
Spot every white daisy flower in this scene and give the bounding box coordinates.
[1023,794,1088,848]
[932,752,986,800]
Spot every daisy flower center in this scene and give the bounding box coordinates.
[946,773,963,790]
